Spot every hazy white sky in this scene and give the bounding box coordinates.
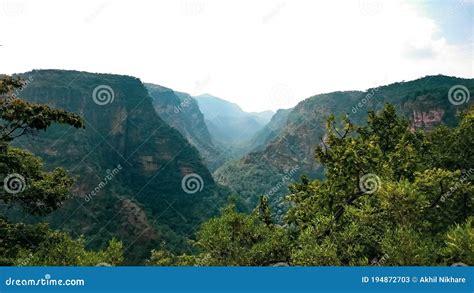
[0,0,473,111]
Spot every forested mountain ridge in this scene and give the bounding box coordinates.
[247,108,292,152]
[1,71,472,267]
[8,70,226,263]
[145,83,225,171]
[155,103,474,266]
[214,75,474,215]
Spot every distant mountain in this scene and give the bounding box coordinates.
[145,84,224,171]
[11,70,226,263]
[194,94,274,154]
[247,108,292,152]
[195,94,245,119]
[250,110,274,125]
[214,75,474,217]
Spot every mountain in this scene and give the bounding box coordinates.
[250,110,274,124]
[11,70,226,263]
[195,94,245,119]
[194,94,274,154]
[247,108,292,152]
[145,83,224,171]
[214,75,474,217]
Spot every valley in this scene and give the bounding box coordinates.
[2,70,473,264]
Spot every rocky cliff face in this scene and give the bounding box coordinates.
[412,109,445,130]
[215,75,474,216]
[15,70,225,263]
[146,83,224,171]
[247,108,292,152]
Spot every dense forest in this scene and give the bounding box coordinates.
[214,75,474,218]
[148,104,474,266]
[0,72,472,266]
[0,75,123,265]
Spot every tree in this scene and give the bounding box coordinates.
[0,75,123,266]
[166,104,473,266]
[256,195,273,226]
[147,203,291,266]
[441,217,474,265]
[285,104,473,265]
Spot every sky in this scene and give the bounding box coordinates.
[0,0,473,112]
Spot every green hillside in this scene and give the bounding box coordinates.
[214,75,474,217]
[9,70,226,263]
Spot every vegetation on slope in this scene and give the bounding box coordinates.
[5,70,226,264]
[0,74,123,266]
[149,104,474,266]
[214,76,474,215]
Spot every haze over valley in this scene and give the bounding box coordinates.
[0,0,473,266]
